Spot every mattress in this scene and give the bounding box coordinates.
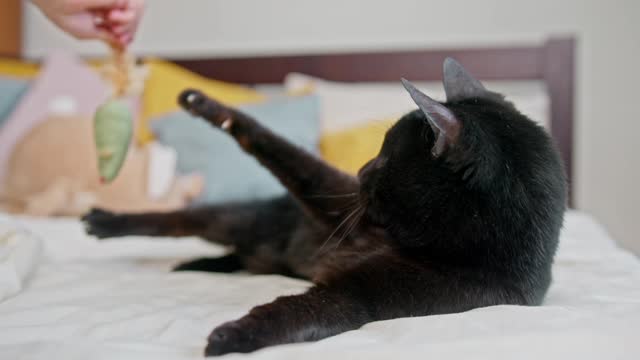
[0,210,638,359]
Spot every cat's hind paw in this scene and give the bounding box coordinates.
[81,208,128,239]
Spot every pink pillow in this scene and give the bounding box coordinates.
[0,51,138,185]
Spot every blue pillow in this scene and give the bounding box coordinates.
[0,77,29,127]
[152,95,320,204]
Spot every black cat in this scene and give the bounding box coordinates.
[83,58,567,356]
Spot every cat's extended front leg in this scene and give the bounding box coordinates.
[202,255,423,356]
[178,89,360,224]
[204,284,372,356]
[202,255,511,356]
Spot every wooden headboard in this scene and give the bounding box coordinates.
[173,37,576,205]
[0,0,22,56]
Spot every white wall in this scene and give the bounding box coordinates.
[23,0,640,254]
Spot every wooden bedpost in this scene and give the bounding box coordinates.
[0,0,22,56]
[544,37,576,207]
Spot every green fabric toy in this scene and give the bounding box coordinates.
[93,99,133,183]
[93,45,140,184]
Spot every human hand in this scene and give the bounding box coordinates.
[32,0,145,47]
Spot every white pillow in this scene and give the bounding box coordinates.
[284,73,550,132]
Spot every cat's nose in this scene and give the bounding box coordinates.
[357,159,375,181]
[358,156,387,182]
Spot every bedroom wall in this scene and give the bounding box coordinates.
[22,0,640,255]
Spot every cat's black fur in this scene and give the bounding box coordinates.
[82,59,567,356]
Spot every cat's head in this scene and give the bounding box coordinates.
[359,58,566,247]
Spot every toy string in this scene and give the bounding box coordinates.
[109,43,129,98]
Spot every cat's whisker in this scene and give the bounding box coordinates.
[305,193,359,199]
[314,205,363,258]
[334,198,361,211]
[331,206,365,252]
[321,196,361,216]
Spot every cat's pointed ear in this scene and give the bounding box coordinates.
[401,78,460,157]
[443,57,488,102]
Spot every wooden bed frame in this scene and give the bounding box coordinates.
[173,37,576,205]
[3,31,575,203]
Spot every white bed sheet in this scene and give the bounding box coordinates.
[0,210,638,359]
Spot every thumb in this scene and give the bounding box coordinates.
[61,12,115,42]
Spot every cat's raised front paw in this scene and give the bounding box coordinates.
[178,89,208,115]
[178,89,231,129]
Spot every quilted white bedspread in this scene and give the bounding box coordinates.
[0,210,638,359]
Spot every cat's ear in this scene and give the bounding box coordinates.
[401,78,460,157]
[443,57,488,102]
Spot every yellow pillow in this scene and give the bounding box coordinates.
[138,59,265,144]
[320,119,396,175]
[0,58,39,78]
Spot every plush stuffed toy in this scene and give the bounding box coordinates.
[0,48,203,217]
[0,113,203,216]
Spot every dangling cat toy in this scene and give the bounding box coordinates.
[94,44,144,183]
